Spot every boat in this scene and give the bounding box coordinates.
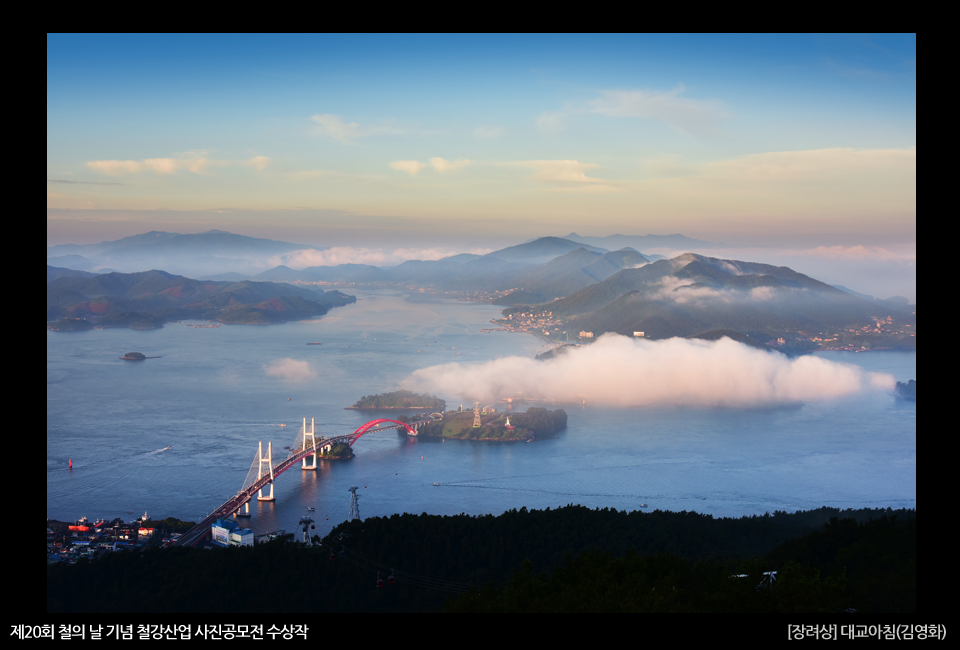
[307,507,315,511]
[307,342,322,345]
[433,482,441,486]
[639,503,648,508]
[280,423,286,427]
[163,446,171,450]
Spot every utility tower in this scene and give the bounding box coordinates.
[302,417,317,470]
[298,516,314,543]
[257,441,275,501]
[473,402,481,428]
[348,486,361,521]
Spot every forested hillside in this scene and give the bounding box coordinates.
[47,505,914,613]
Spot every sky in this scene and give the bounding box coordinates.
[47,34,915,283]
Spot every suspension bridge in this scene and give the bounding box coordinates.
[174,418,423,547]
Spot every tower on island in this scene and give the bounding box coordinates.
[473,402,481,428]
[504,416,514,430]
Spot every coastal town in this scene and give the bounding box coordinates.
[47,513,190,564]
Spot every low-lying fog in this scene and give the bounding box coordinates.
[402,334,895,407]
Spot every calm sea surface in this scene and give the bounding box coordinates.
[47,290,916,537]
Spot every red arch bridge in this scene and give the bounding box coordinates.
[175,418,423,547]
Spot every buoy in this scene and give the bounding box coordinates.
[68,459,72,469]
[421,456,424,459]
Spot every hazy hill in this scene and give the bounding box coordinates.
[47,265,98,282]
[833,285,916,311]
[46,269,355,329]
[485,237,608,264]
[385,254,483,284]
[512,253,913,343]
[46,230,329,277]
[493,248,650,305]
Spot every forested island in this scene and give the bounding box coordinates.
[47,505,915,613]
[46,268,356,330]
[318,442,353,459]
[896,380,916,400]
[417,407,567,441]
[347,390,446,410]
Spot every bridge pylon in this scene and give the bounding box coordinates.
[302,417,317,470]
[257,440,275,501]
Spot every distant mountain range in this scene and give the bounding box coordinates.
[46,230,328,277]
[46,231,915,348]
[46,230,666,285]
[46,267,355,330]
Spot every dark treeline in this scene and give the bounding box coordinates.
[350,390,445,410]
[896,379,916,400]
[47,505,914,613]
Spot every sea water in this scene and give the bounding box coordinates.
[47,290,916,537]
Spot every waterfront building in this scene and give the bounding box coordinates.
[211,518,253,547]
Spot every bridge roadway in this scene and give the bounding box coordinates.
[175,421,418,547]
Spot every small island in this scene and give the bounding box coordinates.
[418,407,567,441]
[119,351,161,360]
[895,379,916,400]
[318,442,354,459]
[346,390,446,411]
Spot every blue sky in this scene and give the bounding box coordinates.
[47,34,915,253]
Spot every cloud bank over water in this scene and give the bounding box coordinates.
[403,334,894,407]
[264,358,316,382]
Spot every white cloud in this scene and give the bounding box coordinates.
[800,245,915,262]
[245,155,271,170]
[430,157,470,173]
[271,246,494,268]
[86,154,268,176]
[508,160,618,192]
[389,160,427,176]
[263,358,316,382]
[589,84,728,136]
[403,334,895,407]
[309,113,402,142]
[86,160,147,176]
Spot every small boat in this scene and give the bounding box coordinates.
[433,482,441,486]
[163,446,171,450]
[280,423,286,427]
[307,342,322,345]
[307,507,315,511]
[639,503,648,508]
